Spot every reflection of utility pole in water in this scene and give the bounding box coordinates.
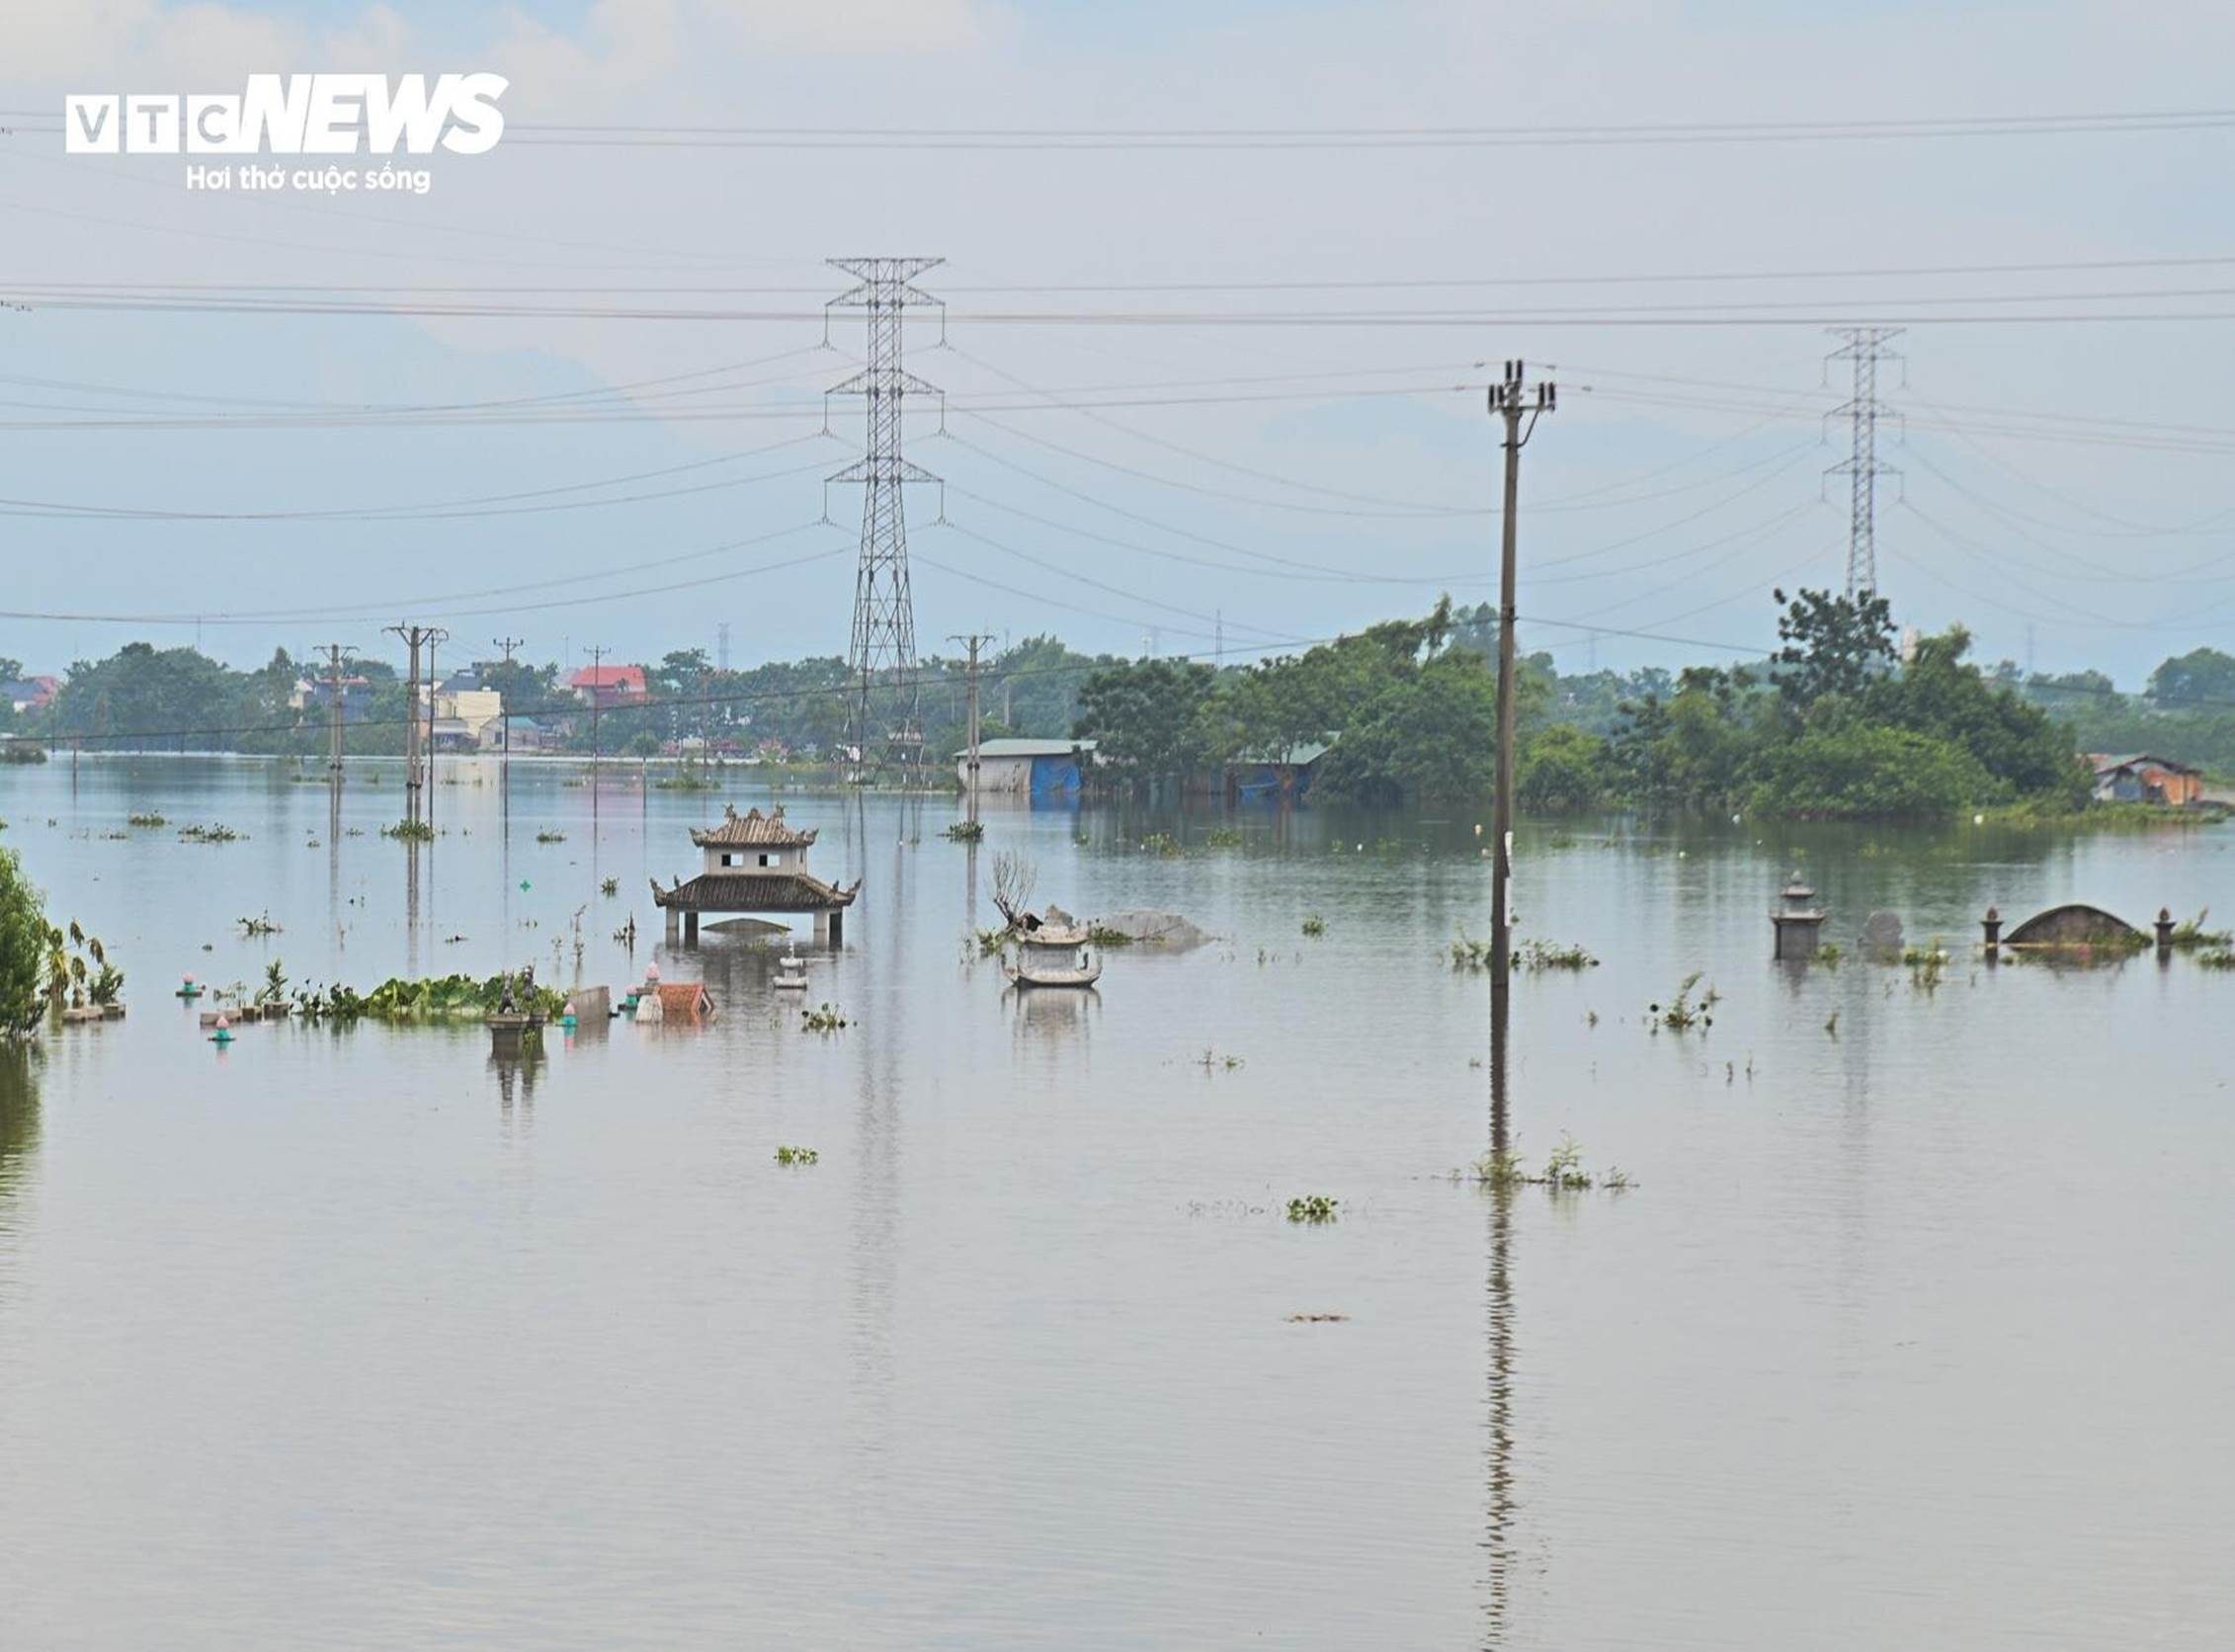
[404,838,422,979]
[1484,986,1518,1644]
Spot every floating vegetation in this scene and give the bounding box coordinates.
[237,911,281,937]
[1649,972,1713,1033]
[1458,1134,1632,1193]
[943,819,986,842]
[1817,942,1843,966]
[774,1145,820,1166]
[293,971,565,1024]
[1285,1311,1349,1323]
[178,824,242,843]
[1824,1009,1841,1037]
[2169,909,2232,950]
[536,829,567,844]
[1,743,46,765]
[1085,924,1134,948]
[2195,947,2235,971]
[379,819,434,842]
[126,812,168,827]
[1139,831,1184,858]
[1300,914,1327,938]
[255,959,289,1009]
[1284,1195,1340,1224]
[1204,826,1244,849]
[1515,939,1598,971]
[600,877,620,897]
[974,926,1012,957]
[1195,1048,1244,1070]
[801,1002,850,1032]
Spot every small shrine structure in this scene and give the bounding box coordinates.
[651,804,861,946]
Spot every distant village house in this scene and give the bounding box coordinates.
[2089,753,2204,807]
[570,664,647,707]
[954,737,1095,797]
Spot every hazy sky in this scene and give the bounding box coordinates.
[5,0,2234,686]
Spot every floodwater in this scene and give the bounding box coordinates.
[2,754,2230,1649]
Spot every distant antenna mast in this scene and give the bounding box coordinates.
[1826,327,1902,602]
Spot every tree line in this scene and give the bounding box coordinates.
[6,602,2232,818]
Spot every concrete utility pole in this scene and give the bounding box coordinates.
[585,642,610,814]
[1488,360,1555,1009]
[385,622,443,824]
[491,634,523,774]
[951,632,994,827]
[323,643,352,784]
[422,627,449,835]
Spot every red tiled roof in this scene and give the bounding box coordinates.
[569,664,646,691]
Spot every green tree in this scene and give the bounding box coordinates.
[1750,711,1989,819]
[1314,649,1497,802]
[2147,647,2235,709]
[1771,586,1895,706]
[1866,625,2087,806]
[1073,659,1216,780]
[1517,724,1606,812]
[0,846,48,1039]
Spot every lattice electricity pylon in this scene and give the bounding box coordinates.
[826,256,946,785]
[1825,326,1903,602]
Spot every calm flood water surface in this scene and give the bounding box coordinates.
[1,756,2231,1648]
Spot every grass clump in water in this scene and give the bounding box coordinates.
[1284,1195,1339,1224]
[380,819,434,842]
[178,823,242,843]
[1204,825,1244,849]
[1459,1133,1633,1193]
[1515,939,1598,971]
[2169,909,2232,950]
[126,812,168,828]
[1301,914,1327,938]
[1649,972,1714,1032]
[801,1002,850,1032]
[943,819,986,842]
[775,1145,820,1166]
[536,829,567,844]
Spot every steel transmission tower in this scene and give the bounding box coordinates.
[1826,326,1902,601]
[827,257,946,785]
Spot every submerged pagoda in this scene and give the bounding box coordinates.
[651,805,861,946]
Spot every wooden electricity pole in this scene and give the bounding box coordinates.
[1488,360,1555,1008]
